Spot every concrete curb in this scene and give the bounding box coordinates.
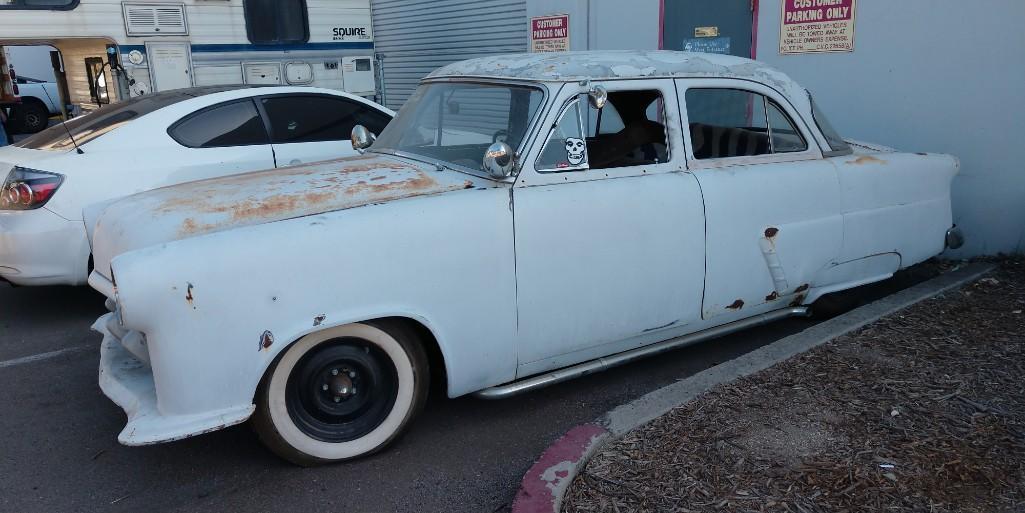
[511,263,995,513]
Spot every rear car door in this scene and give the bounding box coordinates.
[678,78,843,319]
[166,98,276,183]
[258,94,392,167]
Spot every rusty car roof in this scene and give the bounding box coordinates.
[428,50,805,97]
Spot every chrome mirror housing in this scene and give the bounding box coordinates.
[483,142,515,179]
[351,125,376,152]
[588,85,608,109]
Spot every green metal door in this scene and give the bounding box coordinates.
[662,0,754,58]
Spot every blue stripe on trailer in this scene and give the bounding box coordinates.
[120,41,374,54]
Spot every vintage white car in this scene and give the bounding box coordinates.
[88,50,962,465]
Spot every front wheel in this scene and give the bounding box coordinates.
[252,321,429,466]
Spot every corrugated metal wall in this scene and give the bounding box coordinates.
[371,0,528,110]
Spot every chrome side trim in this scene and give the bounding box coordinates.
[473,307,810,400]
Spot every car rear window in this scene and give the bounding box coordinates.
[14,90,205,151]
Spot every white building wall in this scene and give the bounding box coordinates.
[756,0,1025,256]
[525,0,659,51]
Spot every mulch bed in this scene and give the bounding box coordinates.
[563,259,1025,513]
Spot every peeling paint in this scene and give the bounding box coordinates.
[764,227,779,239]
[185,283,195,308]
[313,314,326,327]
[90,154,487,247]
[765,291,779,301]
[726,299,745,310]
[642,319,679,333]
[795,283,810,293]
[259,331,274,351]
[427,50,811,115]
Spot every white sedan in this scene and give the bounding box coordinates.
[0,86,393,286]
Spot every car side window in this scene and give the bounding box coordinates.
[169,99,269,148]
[260,95,366,144]
[685,88,806,160]
[583,89,669,169]
[536,98,588,172]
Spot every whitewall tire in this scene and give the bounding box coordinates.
[253,320,429,466]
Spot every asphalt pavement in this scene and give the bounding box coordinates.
[0,266,936,513]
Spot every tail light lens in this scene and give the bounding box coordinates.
[0,167,64,210]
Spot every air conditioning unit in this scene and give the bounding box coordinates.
[123,3,189,36]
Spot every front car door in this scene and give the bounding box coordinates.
[258,94,392,166]
[513,79,706,375]
[677,78,843,319]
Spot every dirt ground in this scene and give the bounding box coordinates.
[564,259,1024,513]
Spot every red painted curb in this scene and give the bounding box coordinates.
[511,424,610,513]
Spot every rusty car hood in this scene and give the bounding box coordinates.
[91,153,483,278]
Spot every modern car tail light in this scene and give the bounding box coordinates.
[0,167,64,210]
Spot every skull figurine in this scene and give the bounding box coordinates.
[565,137,586,166]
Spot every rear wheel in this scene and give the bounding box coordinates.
[11,99,50,134]
[253,321,429,466]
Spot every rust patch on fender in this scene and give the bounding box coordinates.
[259,330,274,351]
[313,314,326,327]
[846,155,886,166]
[765,291,779,301]
[764,227,779,239]
[185,283,195,308]
[790,294,806,307]
[344,171,438,196]
[726,299,745,310]
[795,284,810,293]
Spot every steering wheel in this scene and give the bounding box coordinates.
[492,130,509,144]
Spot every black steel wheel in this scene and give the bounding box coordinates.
[253,320,429,466]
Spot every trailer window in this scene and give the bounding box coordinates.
[0,0,78,10]
[244,0,309,45]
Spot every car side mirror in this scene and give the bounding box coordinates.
[483,142,515,179]
[588,85,608,109]
[351,125,376,153]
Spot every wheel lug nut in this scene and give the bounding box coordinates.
[331,369,339,376]
[352,388,357,395]
[333,396,341,403]
[348,371,356,378]
[322,384,329,391]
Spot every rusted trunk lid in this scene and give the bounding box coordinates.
[91,153,482,278]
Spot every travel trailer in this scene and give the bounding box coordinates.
[0,0,377,113]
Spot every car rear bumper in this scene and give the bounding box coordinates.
[0,208,90,286]
[94,312,255,446]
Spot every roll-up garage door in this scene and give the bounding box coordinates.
[371,0,528,110]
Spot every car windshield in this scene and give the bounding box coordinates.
[372,82,544,173]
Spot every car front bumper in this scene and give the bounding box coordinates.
[0,208,90,286]
[94,312,255,446]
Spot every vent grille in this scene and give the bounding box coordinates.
[123,3,188,36]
